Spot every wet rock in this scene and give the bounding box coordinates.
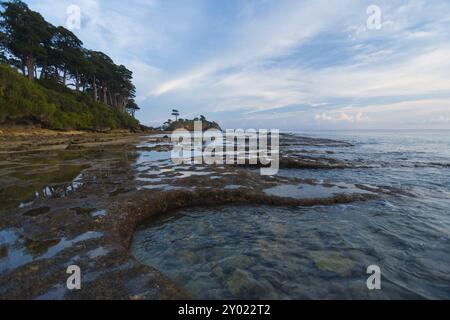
[109,188,134,197]
[23,207,51,217]
[0,245,8,259]
[280,156,349,169]
[227,255,254,270]
[280,134,354,147]
[72,207,95,215]
[226,270,261,298]
[212,265,225,278]
[139,144,173,152]
[310,251,355,277]
[25,238,61,258]
[182,251,200,264]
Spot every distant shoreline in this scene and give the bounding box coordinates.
[0,126,166,154]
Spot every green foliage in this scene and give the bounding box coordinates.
[163,116,222,132]
[0,0,141,124]
[0,63,139,130]
[0,0,51,78]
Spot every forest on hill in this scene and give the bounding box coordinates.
[0,0,140,130]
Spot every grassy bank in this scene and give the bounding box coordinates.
[0,63,139,131]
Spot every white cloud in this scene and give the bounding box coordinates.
[315,112,370,123]
[151,0,358,97]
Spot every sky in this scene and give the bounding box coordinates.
[25,0,450,130]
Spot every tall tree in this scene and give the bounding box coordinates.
[50,26,83,86]
[87,51,115,103]
[111,64,135,111]
[0,29,6,61]
[35,22,55,80]
[125,99,140,118]
[0,0,51,80]
[172,109,180,121]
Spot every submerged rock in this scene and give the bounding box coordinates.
[0,245,8,259]
[227,270,260,298]
[280,156,349,169]
[23,206,51,217]
[309,251,355,277]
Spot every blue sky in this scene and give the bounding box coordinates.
[26,0,450,130]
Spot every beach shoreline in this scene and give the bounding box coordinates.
[0,126,168,154]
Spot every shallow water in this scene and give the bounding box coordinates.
[263,183,375,199]
[131,130,450,299]
[0,230,103,273]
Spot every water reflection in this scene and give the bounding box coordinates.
[0,157,88,210]
[0,229,103,274]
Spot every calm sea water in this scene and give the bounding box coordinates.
[131,130,450,299]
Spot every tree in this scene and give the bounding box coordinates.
[163,119,173,130]
[79,51,136,110]
[50,26,83,86]
[199,115,206,121]
[110,64,135,111]
[171,109,180,121]
[0,0,52,80]
[0,29,6,62]
[86,51,114,102]
[81,50,99,99]
[125,99,140,118]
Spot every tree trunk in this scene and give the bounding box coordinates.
[93,75,98,101]
[25,56,35,80]
[108,91,114,107]
[120,97,127,112]
[40,64,47,80]
[103,86,108,104]
[118,97,124,112]
[75,70,80,91]
[63,66,67,86]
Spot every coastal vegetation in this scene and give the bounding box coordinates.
[163,110,222,131]
[0,0,140,130]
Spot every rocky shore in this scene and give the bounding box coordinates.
[0,131,400,299]
[0,127,163,154]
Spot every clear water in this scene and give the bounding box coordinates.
[131,130,450,299]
